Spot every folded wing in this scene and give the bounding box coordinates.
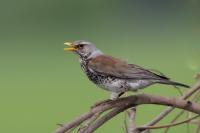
[88,55,169,80]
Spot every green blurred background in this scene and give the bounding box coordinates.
[0,0,200,133]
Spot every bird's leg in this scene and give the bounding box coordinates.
[110,92,119,100]
[118,92,125,97]
[110,92,125,100]
[91,92,125,109]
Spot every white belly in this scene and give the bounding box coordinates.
[97,78,153,93]
[97,80,126,92]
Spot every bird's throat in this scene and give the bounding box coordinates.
[87,50,103,59]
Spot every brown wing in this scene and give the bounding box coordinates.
[88,55,169,80]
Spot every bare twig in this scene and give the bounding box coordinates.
[55,92,200,133]
[138,114,199,130]
[128,107,138,133]
[186,112,191,133]
[124,113,129,133]
[85,107,128,133]
[55,101,123,133]
[164,89,200,133]
[164,110,185,133]
[78,113,101,133]
[55,112,94,133]
[141,80,200,133]
[54,77,200,133]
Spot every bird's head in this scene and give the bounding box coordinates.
[64,40,102,59]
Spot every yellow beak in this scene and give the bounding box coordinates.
[64,42,77,52]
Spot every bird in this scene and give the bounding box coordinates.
[64,40,190,100]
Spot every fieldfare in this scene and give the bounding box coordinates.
[64,40,189,100]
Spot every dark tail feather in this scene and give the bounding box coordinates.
[158,80,190,88]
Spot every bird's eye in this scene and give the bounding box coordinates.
[78,44,84,49]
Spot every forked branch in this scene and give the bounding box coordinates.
[55,79,200,133]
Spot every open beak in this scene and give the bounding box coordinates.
[64,42,77,52]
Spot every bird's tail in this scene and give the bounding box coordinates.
[158,80,190,88]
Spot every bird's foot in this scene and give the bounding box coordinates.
[110,92,124,100]
[91,92,124,109]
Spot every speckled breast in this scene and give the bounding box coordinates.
[80,60,108,85]
[80,60,130,92]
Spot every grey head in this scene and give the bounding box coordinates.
[64,40,103,59]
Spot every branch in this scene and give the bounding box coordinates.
[77,113,101,133]
[164,110,185,133]
[55,102,120,133]
[138,114,199,130]
[85,107,128,133]
[127,107,138,133]
[164,90,200,133]
[55,92,200,133]
[141,80,200,133]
